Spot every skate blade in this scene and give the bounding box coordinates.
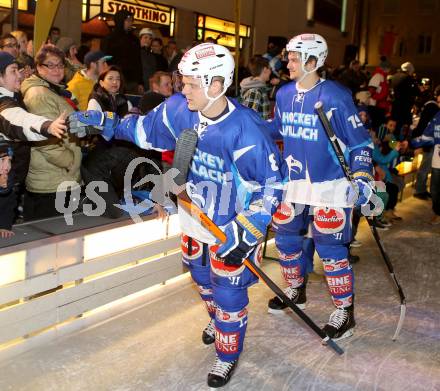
[322,328,354,344]
[332,328,354,341]
[268,303,306,314]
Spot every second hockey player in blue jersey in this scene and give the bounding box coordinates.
[266,33,374,340]
[69,43,283,388]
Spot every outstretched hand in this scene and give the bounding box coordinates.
[48,111,67,138]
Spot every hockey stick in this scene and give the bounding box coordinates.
[314,101,406,341]
[172,129,344,355]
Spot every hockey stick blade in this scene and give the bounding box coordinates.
[368,219,406,340]
[244,260,344,355]
[368,219,406,303]
[172,128,198,187]
[178,197,344,355]
[392,304,406,341]
[315,100,407,341]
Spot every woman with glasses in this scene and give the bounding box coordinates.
[20,44,82,221]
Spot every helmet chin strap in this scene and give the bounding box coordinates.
[295,59,318,87]
[201,86,227,113]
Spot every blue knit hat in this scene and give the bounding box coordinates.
[0,52,17,73]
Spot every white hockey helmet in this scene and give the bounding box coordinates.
[286,33,328,71]
[178,43,235,98]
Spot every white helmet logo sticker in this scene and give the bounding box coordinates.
[195,46,216,59]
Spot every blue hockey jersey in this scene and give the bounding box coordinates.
[268,79,373,207]
[413,111,440,169]
[112,93,283,243]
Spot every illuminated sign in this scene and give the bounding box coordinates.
[0,0,27,10]
[196,14,250,49]
[198,29,243,49]
[103,0,172,26]
[201,16,250,38]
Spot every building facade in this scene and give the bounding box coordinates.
[1,0,438,80]
[42,0,358,67]
[364,0,439,81]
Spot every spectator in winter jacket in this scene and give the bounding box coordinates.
[412,110,440,224]
[367,59,391,128]
[139,27,157,91]
[139,71,172,114]
[87,65,132,115]
[102,10,143,94]
[391,62,420,134]
[240,55,272,120]
[20,45,81,221]
[368,59,391,112]
[0,52,67,237]
[412,85,440,199]
[150,38,168,73]
[165,40,182,72]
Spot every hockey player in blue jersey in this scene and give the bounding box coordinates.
[266,34,374,340]
[69,43,283,388]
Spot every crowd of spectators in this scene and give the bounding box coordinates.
[1,8,439,240]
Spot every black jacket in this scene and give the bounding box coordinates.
[89,84,129,117]
[102,10,143,85]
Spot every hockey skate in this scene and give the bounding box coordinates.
[323,305,355,340]
[267,283,307,313]
[207,355,238,388]
[202,318,215,345]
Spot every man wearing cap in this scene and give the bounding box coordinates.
[102,9,143,94]
[139,27,157,91]
[67,51,111,110]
